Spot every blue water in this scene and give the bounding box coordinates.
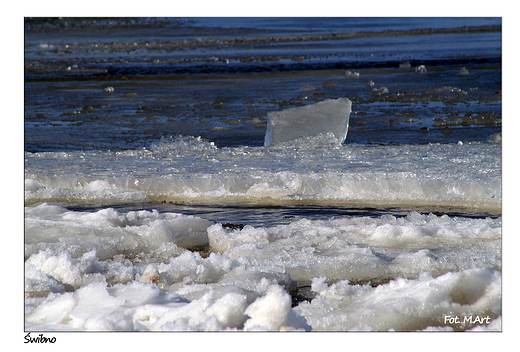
[191,17,501,33]
[25,17,501,151]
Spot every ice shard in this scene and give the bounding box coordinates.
[264,98,352,147]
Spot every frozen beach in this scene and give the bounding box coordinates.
[24,17,501,332]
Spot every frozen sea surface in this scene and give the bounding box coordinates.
[25,203,501,331]
[24,17,501,332]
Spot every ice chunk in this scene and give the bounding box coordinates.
[205,293,248,328]
[25,264,67,296]
[372,87,389,95]
[26,292,77,325]
[244,285,310,331]
[264,98,351,147]
[415,65,427,73]
[487,132,501,144]
[68,282,125,329]
[458,67,469,76]
[25,179,46,194]
[345,70,360,78]
[296,268,501,331]
[84,312,133,331]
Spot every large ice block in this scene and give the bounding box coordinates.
[264,98,352,147]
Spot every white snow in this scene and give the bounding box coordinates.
[25,204,501,331]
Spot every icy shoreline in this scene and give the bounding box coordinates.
[25,204,501,331]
